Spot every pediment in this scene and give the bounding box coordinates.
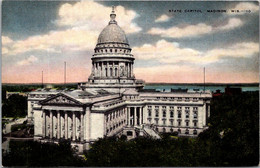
[41,93,82,106]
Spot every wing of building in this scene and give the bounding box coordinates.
[27,8,212,153]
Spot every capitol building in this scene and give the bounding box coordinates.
[28,8,212,152]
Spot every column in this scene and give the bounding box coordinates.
[72,112,76,141]
[92,63,94,76]
[134,107,137,126]
[80,112,84,142]
[85,107,90,141]
[50,110,53,139]
[101,62,104,77]
[99,63,102,77]
[140,107,142,125]
[107,63,110,77]
[112,62,115,77]
[57,111,60,139]
[127,107,130,126]
[65,111,68,139]
[130,63,133,77]
[42,110,46,137]
[127,63,130,77]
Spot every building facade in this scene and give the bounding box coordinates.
[28,8,212,152]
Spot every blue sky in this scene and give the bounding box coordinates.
[2,1,259,83]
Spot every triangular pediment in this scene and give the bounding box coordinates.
[41,93,82,106]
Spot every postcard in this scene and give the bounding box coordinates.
[2,1,259,167]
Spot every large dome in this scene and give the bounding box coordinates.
[96,8,129,44]
[97,24,128,44]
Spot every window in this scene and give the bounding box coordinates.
[185,97,190,101]
[170,111,174,118]
[115,68,117,76]
[155,119,158,124]
[163,120,166,125]
[193,107,198,110]
[170,120,173,126]
[193,130,197,135]
[155,111,159,117]
[178,111,181,118]
[194,121,197,127]
[186,111,189,118]
[163,111,166,117]
[148,109,152,117]
[110,49,112,52]
[127,131,133,136]
[148,106,152,109]
[163,128,166,132]
[178,121,181,126]
[177,106,182,110]
[194,112,198,119]
[186,121,189,127]
[185,129,189,134]
[178,129,181,133]
[177,97,182,101]
[110,68,113,76]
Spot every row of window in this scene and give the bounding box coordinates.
[95,48,131,54]
[156,127,198,135]
[29,94,52,98]
[148,106,198,110]
[94,61,131,66]
[106,120,126,134]
[148,119,198,127]
[155,97,199,101]
[97,43,129,48]
[148,110,198,119]
[106,109,126,122]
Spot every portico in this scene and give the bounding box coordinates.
[42,109,86,142]
[127,106,143,127]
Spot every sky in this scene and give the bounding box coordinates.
[2,1,259,84]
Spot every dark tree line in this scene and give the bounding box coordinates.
[2,92,259,166]
[2,94,27,118]
[3,140,85,167]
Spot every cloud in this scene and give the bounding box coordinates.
[2,36,14,56]
[227,2,259,15]
[147,18,243,38]
[17,55,38,66]
[203,42,259,62]
[57,1,141,34]
[133,40,259,64]
[133,39,202,63]
[3,29,99,56]
[155,14,170,22]
[2,36,13,45]
[218,18,243,30]
[3,1,142,57]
